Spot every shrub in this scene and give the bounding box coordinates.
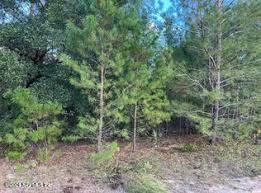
[87,142,123,188]
[6,151,26,161]
[126,173,167,193]
[89,142,120,172]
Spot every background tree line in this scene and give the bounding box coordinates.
[0,0,260,159]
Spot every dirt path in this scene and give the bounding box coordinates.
[208,176,261,193]
[164,175,261,193]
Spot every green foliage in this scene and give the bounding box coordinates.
[119,129,130,140]
[6,151,26,161]
[61,115,99,142]
[76,116,98,140]
[0,0,86,139]
[134,161,155,174]
[181,144,199,153]
[126,174,167,193]
[2,88,63,160]
[0,0,259,159]
[4,128,28,150]
[89,142,119,172]
[62,135,81,143]
[61,0,135,147]
[124,157,167,193]
[37,148,51,162]
[15,163,28,173]
[30,76,73,105]
[0,48,31,94]
[165,0,260,139]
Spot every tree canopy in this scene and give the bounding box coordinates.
[0,0,260,155]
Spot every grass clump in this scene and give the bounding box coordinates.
[37,147,51,162]
[14,163,27,173]
[126,173,167,193]
[88,141,120,178]
[6,151,26,160]
[89,142,119,170]
[181,143,199,153]
[88,142,123,188]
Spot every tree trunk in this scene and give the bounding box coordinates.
[211,0,222,143]
[97,64,104,152]
[30,1,35,16]
[179,117,182,136]
[132,103,137,152]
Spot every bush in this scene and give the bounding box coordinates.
[126,173,167,193]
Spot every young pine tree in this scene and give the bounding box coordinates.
[3,88,63,160]
[166,0,260,140]
[62,0,141,151]
[115,20,172,151]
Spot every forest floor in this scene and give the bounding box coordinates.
[0,135,260,193]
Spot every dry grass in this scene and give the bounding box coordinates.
[0,135,260,193]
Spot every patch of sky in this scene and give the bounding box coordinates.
[150,0,186,46]
[0,1,30,23]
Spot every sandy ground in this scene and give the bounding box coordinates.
[0,136,260,193]
[164,174,261,193]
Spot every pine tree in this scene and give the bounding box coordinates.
[62,0,139,151]
[115,19,172,151]
[3,88,63,160]
[166,0,260,140]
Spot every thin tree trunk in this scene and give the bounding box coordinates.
[227,108,230,119]
[236,88,239,121]
[30,1,35,16]
[132,103,137,152]
[165,121,169,137]
[211,0,222,143]
[97,64,104,152]
[179,117,182,136]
